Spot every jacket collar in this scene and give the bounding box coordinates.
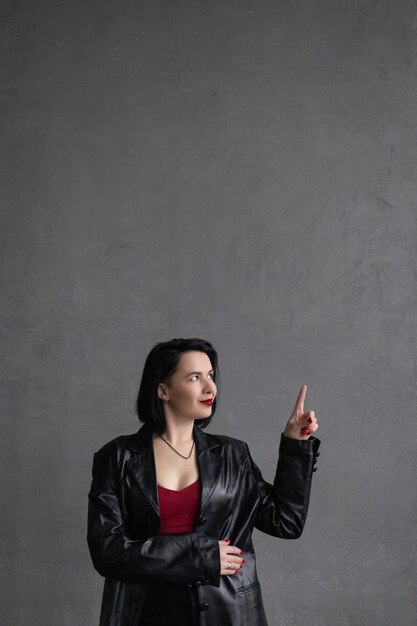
[126,423,223,519]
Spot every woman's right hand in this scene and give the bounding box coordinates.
[218,539,245,575]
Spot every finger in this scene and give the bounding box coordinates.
[223,557,244,569]
[220,546,243,558]
[219,540,241,547]
[221,565,241,576]
[301,414,317,430]
[301,411,315,425]
[305,411,317,425]
[297,414,315,434]
[301,421,319,437]
[223,560,243,574]
[293,384,307,415]
[223,546,243,556]
[227,554,245,564]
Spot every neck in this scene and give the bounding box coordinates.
[158,417,195,447]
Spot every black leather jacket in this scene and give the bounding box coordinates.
[87,423,321,626]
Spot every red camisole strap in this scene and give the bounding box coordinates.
[157,479,202,535]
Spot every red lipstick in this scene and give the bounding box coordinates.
[200,399,213,405]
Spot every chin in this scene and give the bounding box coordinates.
[195,414,210,421]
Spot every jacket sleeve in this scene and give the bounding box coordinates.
[247,434,321,539]
[87,446,221,586]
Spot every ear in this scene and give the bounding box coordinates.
[157,383,169,401]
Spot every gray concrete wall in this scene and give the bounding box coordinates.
[1,0,416,624]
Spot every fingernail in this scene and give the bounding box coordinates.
[234,570,238,574]
[225,539,231,543]
[240,550,243,555]
[242,559,246,563]
[307,417,313,423]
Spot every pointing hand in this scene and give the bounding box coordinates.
[282,384,318,441]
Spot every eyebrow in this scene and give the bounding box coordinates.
[186,369,214,376]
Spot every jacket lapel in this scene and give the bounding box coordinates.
[126,424,159,518]
[193,424,223,513]
[125,423,224,518]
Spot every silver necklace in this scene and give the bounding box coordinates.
[159,434,195,460]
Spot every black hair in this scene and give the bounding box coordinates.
[135,337,219,434]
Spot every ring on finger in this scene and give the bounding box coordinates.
[228,561,232,569]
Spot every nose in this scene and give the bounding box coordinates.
[204,377,216,394]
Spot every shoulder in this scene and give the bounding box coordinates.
[92,432,139,463]
[202,430,249,454]
[208,432,247,447]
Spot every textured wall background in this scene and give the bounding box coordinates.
[1,0,416,624]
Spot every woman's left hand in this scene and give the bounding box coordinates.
[282,384,318,441]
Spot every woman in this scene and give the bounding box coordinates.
[87,337,321,626]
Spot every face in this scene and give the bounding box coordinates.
[157,351,217,422]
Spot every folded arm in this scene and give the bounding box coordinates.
[87,449,220,586]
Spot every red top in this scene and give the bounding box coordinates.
[157,479,202,535]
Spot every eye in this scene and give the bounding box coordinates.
[189,375,199,382]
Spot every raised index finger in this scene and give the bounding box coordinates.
[293,384,307,415]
